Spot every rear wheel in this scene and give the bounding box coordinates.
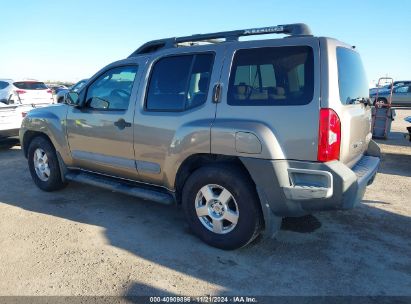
[28,136,67,191]
[182,164,263,250]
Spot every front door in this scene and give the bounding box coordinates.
[66,64,140,179]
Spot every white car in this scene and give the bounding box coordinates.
[0,103,33,138]
[0,79,54,139]
[0,79,54,106]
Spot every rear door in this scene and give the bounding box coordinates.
[13,81,53,105]
[326,42,372,167]
[132,45,225,189]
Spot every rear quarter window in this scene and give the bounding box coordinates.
[227,46,314,106]
[13,82,48,90]
[337,47,369,105]
[0,81,9,90]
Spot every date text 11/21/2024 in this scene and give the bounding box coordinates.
[149,296,258,303]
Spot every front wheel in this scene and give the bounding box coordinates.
[182,164,263,250]
[28,136,67,191]
[374,98,388,107]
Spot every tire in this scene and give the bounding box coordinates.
[182,164,263,250]
[28,136,67,191]
[375,98,388,107]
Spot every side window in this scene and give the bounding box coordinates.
[146,53,214,111]
[336,48,368,105]
[72,80,87,93]
[227,46,314,106]
[85,66,137,110]
[395,85,408,93]
[0,81,9,90]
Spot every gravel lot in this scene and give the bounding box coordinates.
[0,109,410,297]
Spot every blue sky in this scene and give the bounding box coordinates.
[1,0,410,86]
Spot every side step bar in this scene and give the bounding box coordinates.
[65,171,175,205]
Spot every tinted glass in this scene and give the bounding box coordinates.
[337,47,369,105]
[13,81,48,90]
[0,81,9,90]
[85,66,137,110]
[227,46,314,106]
[393,81,411,87]
[395,85,409,93]
[146,53,214,111]
[72,80,87,92]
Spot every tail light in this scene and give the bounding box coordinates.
[46,89,52,94]
[15,89,26,95]
[317,108,341,162]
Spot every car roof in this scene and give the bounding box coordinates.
[128,23,315,57]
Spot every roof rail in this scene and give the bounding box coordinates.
[128,23,312,57]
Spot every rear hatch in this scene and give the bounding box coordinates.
[13,81,53,105]
[334,46,372,167]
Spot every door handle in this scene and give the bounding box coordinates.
[114,118,131,130]
[212,83,221,103]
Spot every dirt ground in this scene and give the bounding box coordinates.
[0,109,410,297]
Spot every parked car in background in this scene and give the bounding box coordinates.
[369,84,390,95]
[0,103,33,139]
[370,84,411,106]
[0,79,54,106]
[369,80,411,95]
[47,84,68,95]
[55,79,88,103]
[0,79,54,139]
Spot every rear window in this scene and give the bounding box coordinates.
[13,81,48,90]
[337,47,369,104]
[227,46,314,106]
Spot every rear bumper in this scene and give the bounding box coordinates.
[240,141,381,217]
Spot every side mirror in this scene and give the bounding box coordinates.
[89,97,110,109]
[65,91,80,106]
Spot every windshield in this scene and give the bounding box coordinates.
[337,47,369,105]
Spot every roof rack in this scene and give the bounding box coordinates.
[128,23,312,57]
